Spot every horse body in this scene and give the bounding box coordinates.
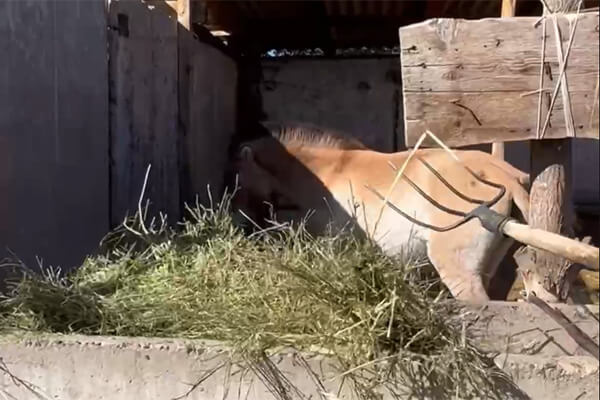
[230,124,530,304]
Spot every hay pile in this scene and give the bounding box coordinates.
[0,195,523,399]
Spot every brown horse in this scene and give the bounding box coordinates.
[229,123,531,304]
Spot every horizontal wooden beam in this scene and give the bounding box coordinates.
[399,12,599,147]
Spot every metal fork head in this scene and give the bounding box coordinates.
[364,155,508,233]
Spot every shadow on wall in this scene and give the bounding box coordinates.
[258,57,403,153]
[227,137,364,241]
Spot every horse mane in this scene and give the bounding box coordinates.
[261,121,369,150]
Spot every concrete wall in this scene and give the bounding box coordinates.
[0,0,109,273]
[258,57,598,206]
[0,302,597,399]
[260,57,403,152]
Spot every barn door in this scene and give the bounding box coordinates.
[107,0,180,227]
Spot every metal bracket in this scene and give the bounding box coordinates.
[466,204,513,234]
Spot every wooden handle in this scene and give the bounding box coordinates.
[502,220,600,270]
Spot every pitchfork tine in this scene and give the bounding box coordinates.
[401,175,467,217]
[415,156,506,207]
[364,184,476,232]
[367,156,509,233]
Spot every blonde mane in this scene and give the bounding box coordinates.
[262,121,368,150]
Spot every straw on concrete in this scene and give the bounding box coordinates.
[0,193,525,399]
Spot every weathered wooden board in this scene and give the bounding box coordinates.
[0,0,109,274]
[178,26,237,207]
[399,12,600,147]
[108,0,180,226]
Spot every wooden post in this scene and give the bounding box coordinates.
[176,0,191,30]
[520,0,579,302]
[491,0,516,160]
[157,0,191,29]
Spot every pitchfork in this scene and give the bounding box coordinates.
[364,131,600,360]
[364,130,599,272]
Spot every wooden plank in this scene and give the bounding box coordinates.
[400,14,597,65]
[399,12,600,147]
[178,26,237,207]
[404,90,598,147]
[0,0,109,274]
[402,56,598,92]
[108,0,180,226]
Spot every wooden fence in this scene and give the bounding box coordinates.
[0,0,237,273]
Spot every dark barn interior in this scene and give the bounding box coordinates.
[193,0,556,52]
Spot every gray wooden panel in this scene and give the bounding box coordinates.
[108,0,180,226]
[0,0,109,273]
[178,27,237,207]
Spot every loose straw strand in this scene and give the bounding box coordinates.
[371,129,478,239]
[590,74,599,128]
[535,17,547,139]
[539,2,582,139]
[423,129,461,162]
[552,12,576,137]
[371,132,427,238]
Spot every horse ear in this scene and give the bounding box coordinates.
[239,145,254,161]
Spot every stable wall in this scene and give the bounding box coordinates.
[108,1,237,227]
[0,0,237,275]
[260,58,403,152]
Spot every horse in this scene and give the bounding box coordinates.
[227,122,531,304]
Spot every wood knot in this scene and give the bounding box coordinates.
[404,45,418,54]
[442,70,457,81]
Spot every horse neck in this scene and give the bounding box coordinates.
[254,141,329,177]
[254,143,344,205]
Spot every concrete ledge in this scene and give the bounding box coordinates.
[462,301,599,358]
[494,354,599,400]
[0,301,598,399]
[1,335,348,400]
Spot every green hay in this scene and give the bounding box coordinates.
[0,194,525,399]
